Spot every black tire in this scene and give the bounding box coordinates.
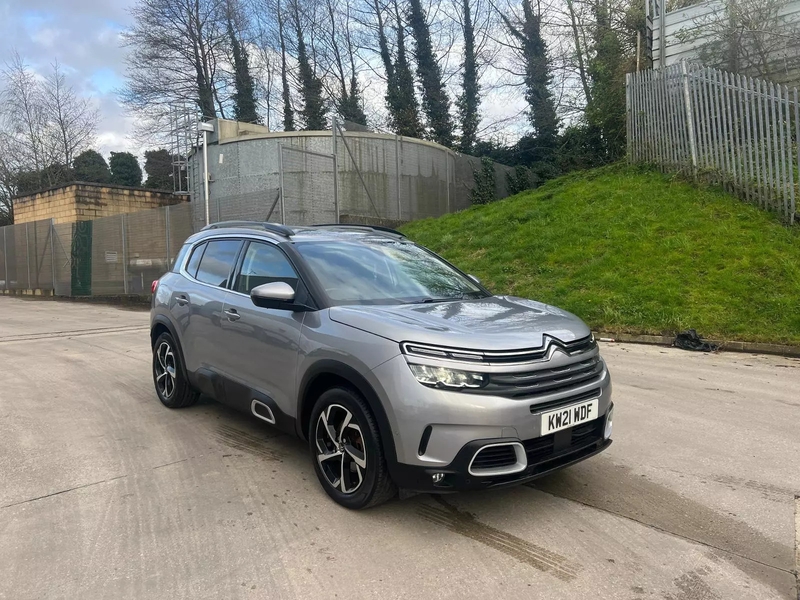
[152,332,200,409]
[309,387,397,509]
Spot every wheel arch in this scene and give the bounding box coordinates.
[298,361,398,467]
[150,315,185,360]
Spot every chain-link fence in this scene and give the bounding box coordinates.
[187,123,516,230]
[0,220,55,292]
[280,144,337,225]
[2,203,193,297]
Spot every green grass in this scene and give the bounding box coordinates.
[401,164,800,344]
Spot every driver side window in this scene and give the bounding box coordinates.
[234,242,298,294]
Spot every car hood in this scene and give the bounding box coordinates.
[328,296,591,350]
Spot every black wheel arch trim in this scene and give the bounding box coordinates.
[297,360,398,471]
[151,315,183,355]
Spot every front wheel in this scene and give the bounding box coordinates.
[309,387,397,509]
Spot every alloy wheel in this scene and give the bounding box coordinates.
[155,341,177,399]
[315,404,367,494]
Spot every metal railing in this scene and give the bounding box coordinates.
[627,61,800,223]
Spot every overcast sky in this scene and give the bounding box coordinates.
[0,0,139,156]
[0,0,531,161]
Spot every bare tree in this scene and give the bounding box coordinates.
[0,52,98,207]
[320,0,368,125]
[43,60,99,172]
[0,52,50,185]
[121,0,230,139]
[683,0,800,82]
[247,0,283,129]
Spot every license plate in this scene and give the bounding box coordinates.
[540,399,599,435]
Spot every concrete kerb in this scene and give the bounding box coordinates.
[595,331,800,358]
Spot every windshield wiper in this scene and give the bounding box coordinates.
[411,297,451,304]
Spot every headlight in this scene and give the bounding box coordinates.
[408,364,488,389]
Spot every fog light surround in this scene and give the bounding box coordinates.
[408,364,487,389]
[604,405,614,440]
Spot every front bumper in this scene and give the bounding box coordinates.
[371,352,613,467]
[390,408,612,493]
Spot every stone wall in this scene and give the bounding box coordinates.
[13,183,181,225]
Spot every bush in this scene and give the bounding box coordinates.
[470,156,496,205]
[507,165,533,195]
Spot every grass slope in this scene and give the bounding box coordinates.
[401,165,800,344]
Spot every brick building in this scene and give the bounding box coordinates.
[12,182,181,225]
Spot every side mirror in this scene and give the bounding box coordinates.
[467,274,481,284]
[250,282,295,310]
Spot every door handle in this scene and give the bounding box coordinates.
[224,308,240,321]
[175,295,189,306]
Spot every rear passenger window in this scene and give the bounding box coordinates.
[184,242,206,277]
[234,242,298,294]
[195,240,242,288]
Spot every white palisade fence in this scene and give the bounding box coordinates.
[627,61,800,224]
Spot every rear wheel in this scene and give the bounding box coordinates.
[309,387,397,509]
[152,332,199,408]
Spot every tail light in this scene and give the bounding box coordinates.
[151,279,159,294]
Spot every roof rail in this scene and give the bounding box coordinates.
[202,221,295,237]
[311,223,406,238]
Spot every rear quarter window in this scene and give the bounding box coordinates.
[184,242,206,278]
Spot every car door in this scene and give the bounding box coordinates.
[178,238,243,378]
[217,240,306,419]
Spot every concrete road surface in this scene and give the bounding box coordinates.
[1,297,798,599]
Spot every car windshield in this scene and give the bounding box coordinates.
[294,238,487,306]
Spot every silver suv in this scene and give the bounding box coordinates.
[151,222,613,509]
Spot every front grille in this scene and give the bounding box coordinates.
[471,445,518,471]
[480,335,596,364]
[523,417,605,465]
[402,335,596,365]
[473,356,603,400]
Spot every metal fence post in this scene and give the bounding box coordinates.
[794,87,799,225]
[25,222,31,291]
[331,115,337,158]
[331,116,339,224]
[445,149,451,213]
[165,206,171,267]
[278,144,286,225]
[2,227,7,292]
[50,219,56,293]
[121,214,129,294]
[681,61,698,177]
[395,135,402,220]
[332,154,339,224]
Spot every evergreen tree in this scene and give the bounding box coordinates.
[109,152,143,187]
[407,0,454,147]
[392,0,423,137]
[143,149,173,189]
[227,16,261,124]
[457,0,480,154]
[586,0,627,161]
[371,0,422,136]
[15,165,71,195]
[277,0,295,131]
[72,150,111,183]
[502,0,559,163]
[337,76,368,126]
[292,3,327,130]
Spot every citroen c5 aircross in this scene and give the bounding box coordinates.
[151,222,613,509]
